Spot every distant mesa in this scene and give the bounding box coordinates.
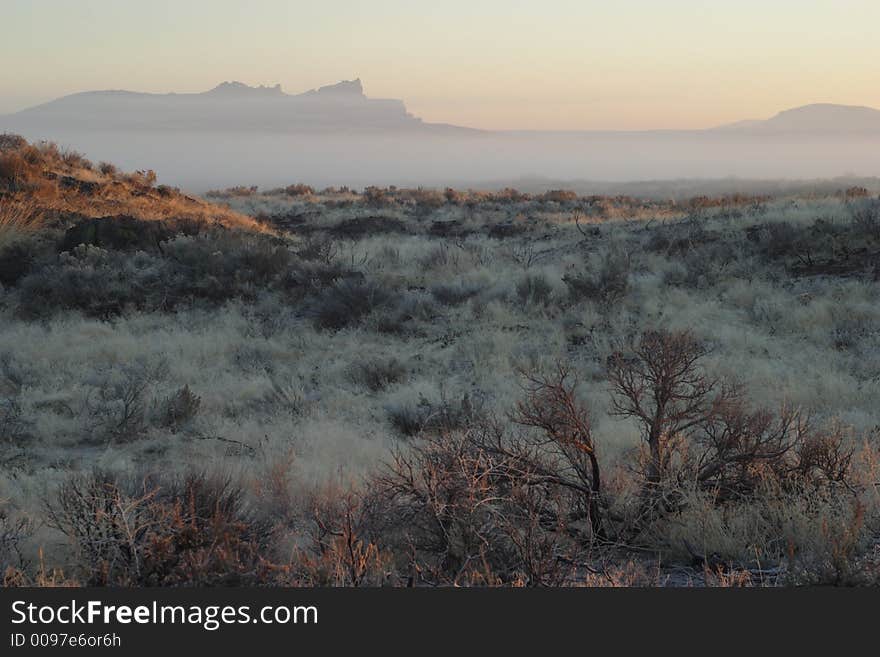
[204,81,285,97]
[3,82,879,138]
[310,78,364,96]
[1,78,480,134]
[713,103,880,134]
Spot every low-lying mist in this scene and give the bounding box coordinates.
[6,128,880,192]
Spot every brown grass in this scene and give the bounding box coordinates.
[0,134,265,234]
[0,198,42,249]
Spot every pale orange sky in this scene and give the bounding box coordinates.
[2,0,879,130]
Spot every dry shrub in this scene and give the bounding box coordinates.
[157,385,201,431]
[608,329,857,497]
[850,199,880,238]
[98,161,118,177]
[0,198,42,250]
[385,393,479,438]
[563,249,630,310]
[430,280,483,306]
[0,508,32,572]
[515,273,554,307]
[295,234,338,263]
[312,278,395,330]
[369,429,591,586]
[0,152,31,191]
[283,485,392,586]
[349,358,407,393]
[370,371,607,585]
[47,470,274,586]
[508,364,603,536]
[282,183,314,197]
[539,189,578,203]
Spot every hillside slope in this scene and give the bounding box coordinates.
[0,133,263,236]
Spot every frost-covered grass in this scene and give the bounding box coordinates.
[1,187,878,583]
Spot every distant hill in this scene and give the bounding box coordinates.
[2,79,481,135]
[713,103,880,134]
[3,89,879,189]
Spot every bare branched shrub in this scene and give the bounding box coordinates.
[370,422,602,585]
[369,433,531,585]
[47,471,273,586]
[0,397,28,446]
[607,330,719,485]
[507,365,603,537]
[84,367,151,445]
[850,199,880,239]
[0,508,32,572]
[295,234,338,264]
[563,249,630,310]
[609,330,856,498]
[285,486,392,586]
[369,368,612,585]
[691,397,813,497]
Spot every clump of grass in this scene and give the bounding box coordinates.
[157,384,201,431]
[515,273,555,307]
[349,358,407,393]
[0,199,41,250]
[312,279,395,330]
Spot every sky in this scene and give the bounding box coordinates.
[2,0,879,130]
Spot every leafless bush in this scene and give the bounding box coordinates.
[850,199,880,238]
[369,367,612,585]
[0,397,28,446]
[88,368,150,445]
[46,470,273,586]
[284,486,392,586]
[507,365,603,537]
[608,330,856,497]
[369,433,539,584]
[563,249,630,309]
[0,508,32,571]
[608,330,718,485]
[295,234,338,264]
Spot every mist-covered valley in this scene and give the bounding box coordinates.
[4,80,880,191]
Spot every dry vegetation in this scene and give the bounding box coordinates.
[1,135,879,587]
[0,134,262,234]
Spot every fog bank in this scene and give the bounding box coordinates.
[5,127,880,192]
